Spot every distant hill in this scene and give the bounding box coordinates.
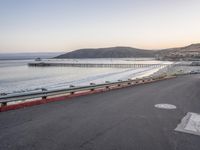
[2,44,199,60]
[55,47,157,59]
[157,43,200,61]
[55,44,200,61]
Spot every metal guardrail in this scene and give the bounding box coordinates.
[0,76,163,106]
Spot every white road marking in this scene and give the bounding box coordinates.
[154,104,177,109]
[175,112,200,136]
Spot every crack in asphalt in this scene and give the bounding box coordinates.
[79,118,128,149]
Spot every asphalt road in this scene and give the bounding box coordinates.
[1,75,200,150]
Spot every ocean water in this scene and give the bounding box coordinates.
[0,59,171,94]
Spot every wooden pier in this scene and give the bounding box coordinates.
[28,62,168,68]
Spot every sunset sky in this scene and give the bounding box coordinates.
[0,0,200,53]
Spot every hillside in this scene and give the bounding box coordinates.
[55,47,156,58]
[157,43,200,61]
[55,44,200,61]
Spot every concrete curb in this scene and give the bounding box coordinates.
[0,76,176,112]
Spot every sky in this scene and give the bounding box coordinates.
[0,0,200,53]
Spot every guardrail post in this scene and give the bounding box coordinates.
[90,83,95,91]
[70,85,75,88]
[105,81,110,89]
[69,85,75,94]
[1,102,7,107]
[42,88,47,99]
[105,81,110,84]
[42,96,47,99]
[118,80,122,86]
[127,79,132,85]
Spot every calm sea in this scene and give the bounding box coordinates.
[0,59,170,94]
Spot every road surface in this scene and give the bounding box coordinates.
[0,75,200,150]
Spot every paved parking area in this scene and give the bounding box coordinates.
[0,75,200,150]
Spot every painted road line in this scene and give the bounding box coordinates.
[154,104,177,110]
[175,112,200,136]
